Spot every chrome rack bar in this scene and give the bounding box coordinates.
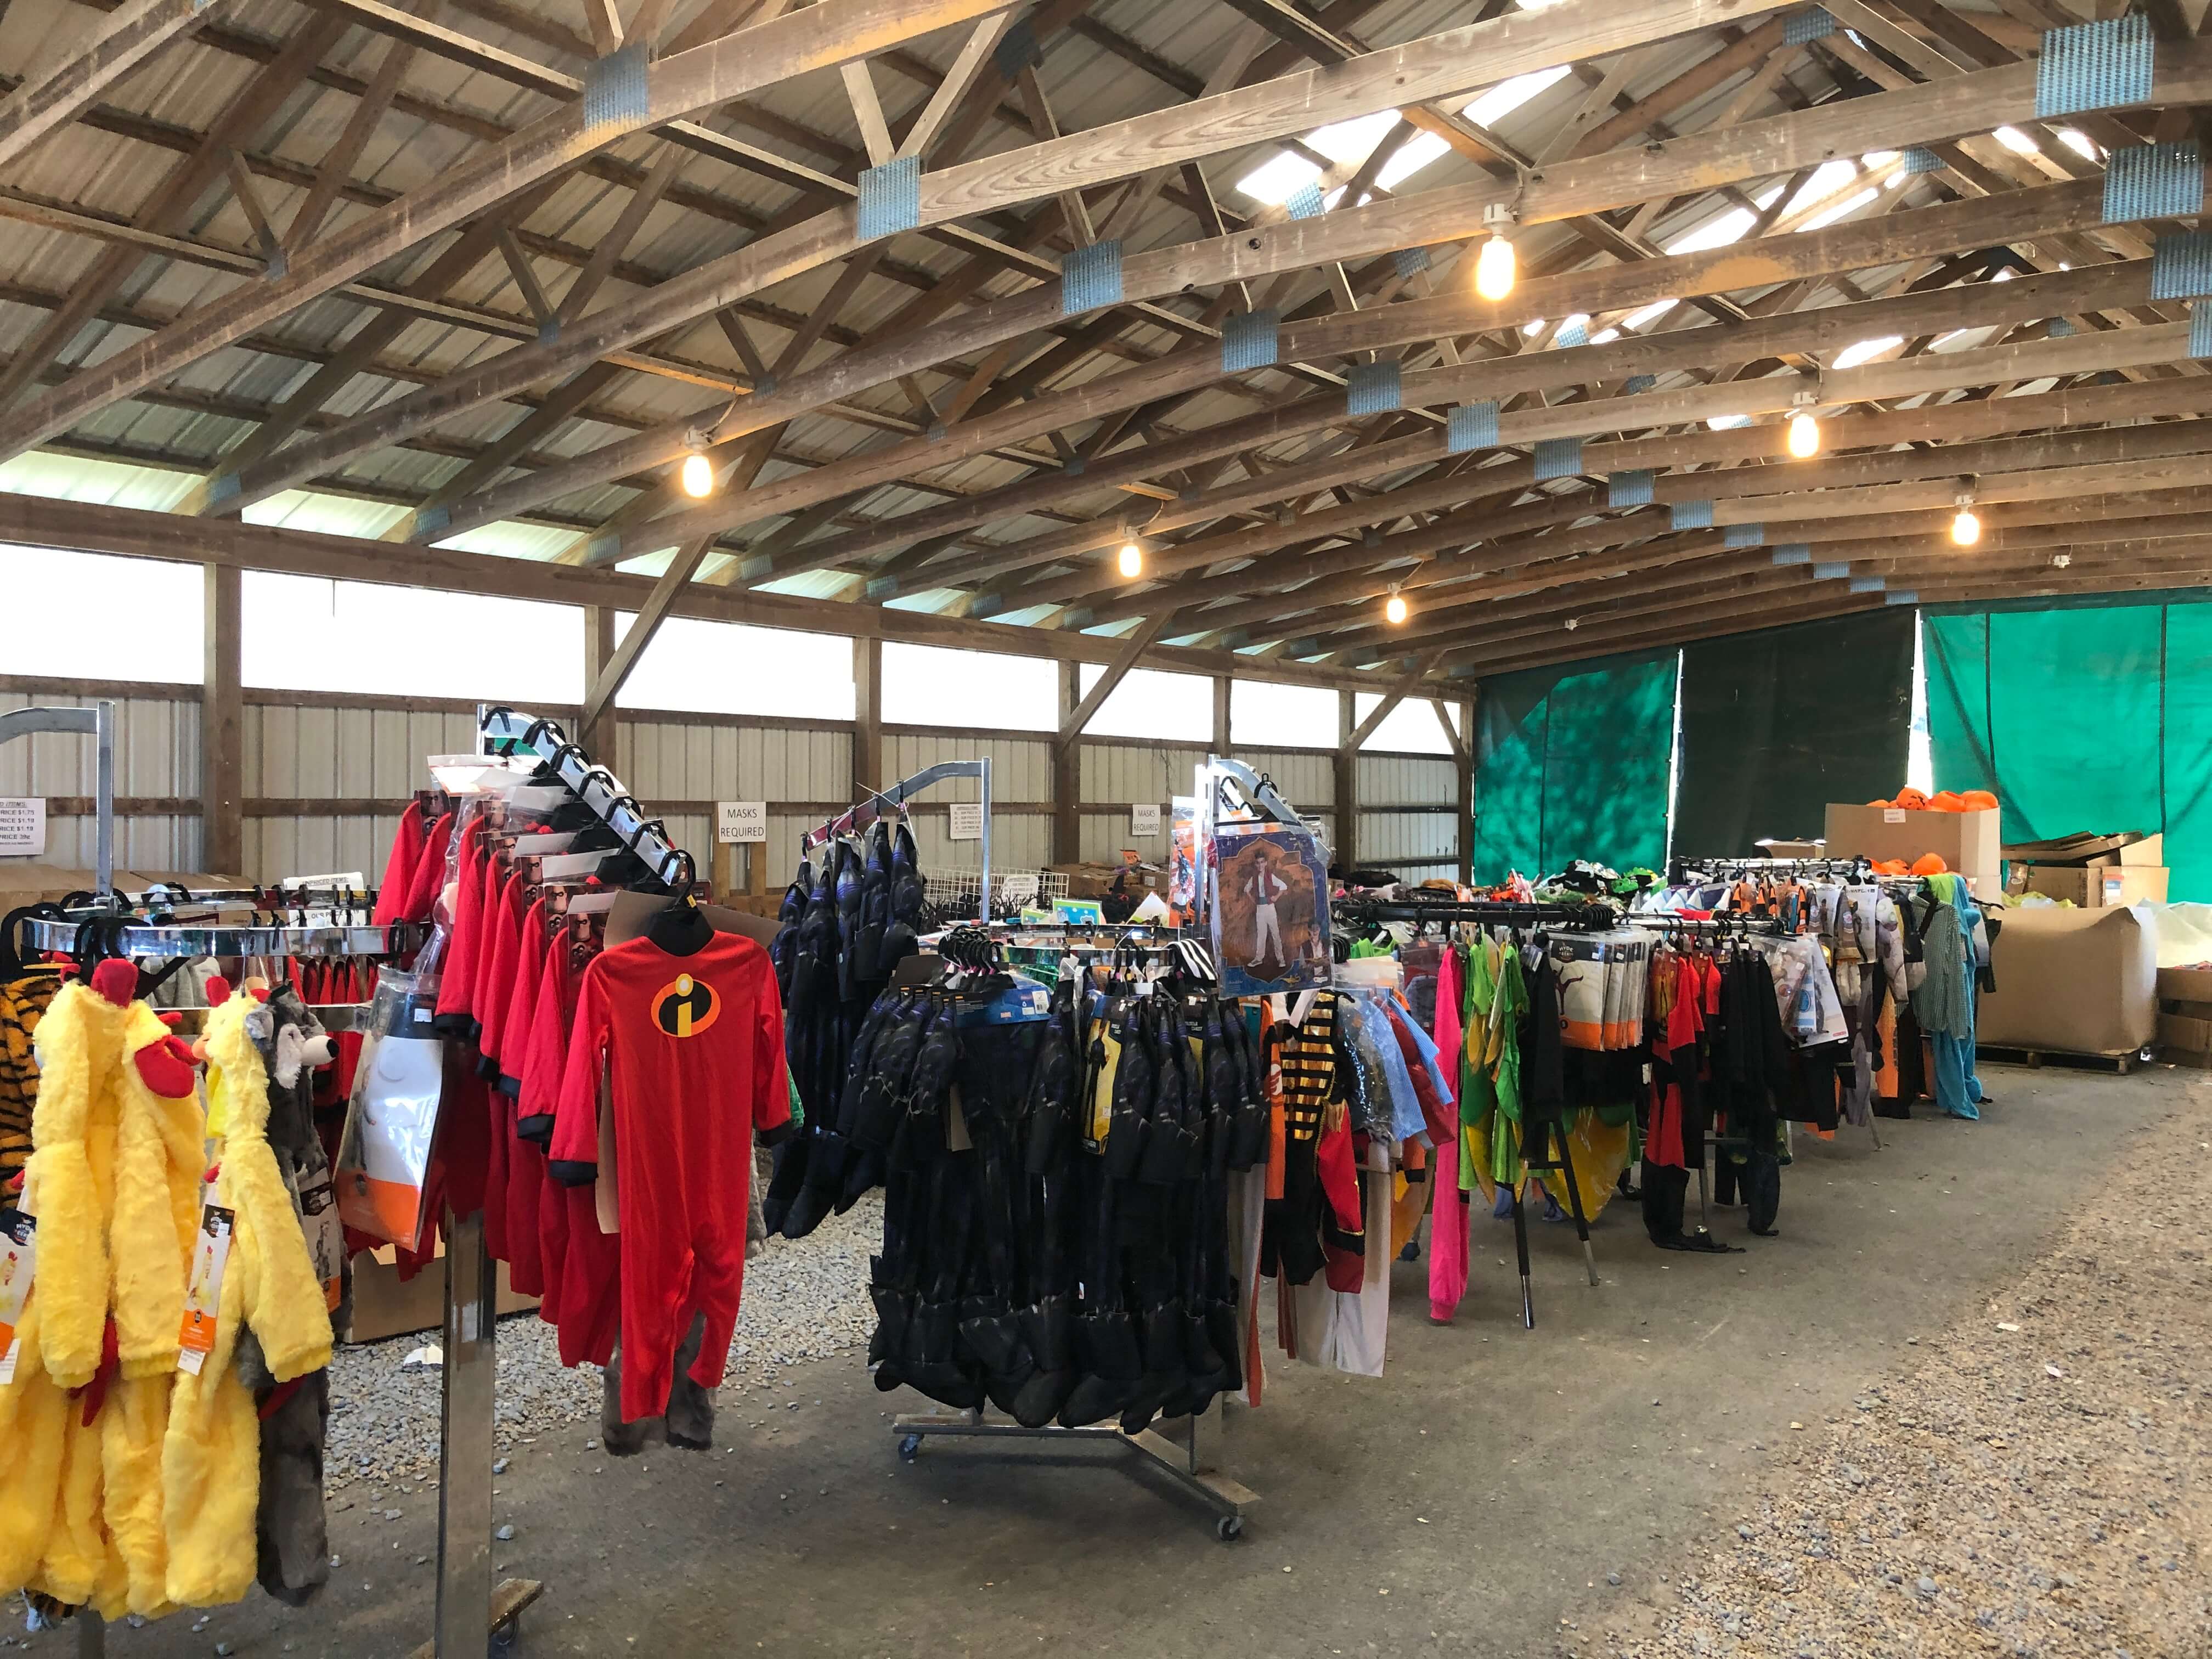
[0,701,113,898]
[802,758,993,923]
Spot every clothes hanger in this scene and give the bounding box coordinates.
[644,849,714,956]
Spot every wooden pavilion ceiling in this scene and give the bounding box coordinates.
[2,0,2210,713]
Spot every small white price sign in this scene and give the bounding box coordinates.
[716,800,767,844]
[0,799,46,859]
[949,802,984,842]
[1130,803,1163,837]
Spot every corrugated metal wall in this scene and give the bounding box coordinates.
[4,678,1466,888]
[1,681,202,872]
[1358,753,1460,881]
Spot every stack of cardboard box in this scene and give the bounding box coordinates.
[2001,831,2169,909]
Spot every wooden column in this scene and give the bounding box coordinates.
[1457,694,1476,885]
[580,604,617,763]
[201,562,242,877]
[853,633,882,797]
[1053,658,1080,865]
[1333,689,1358,875]
[1211,673,1231,757]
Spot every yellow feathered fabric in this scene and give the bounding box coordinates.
[0,1299,69,1595]
[21,983,121,1391]
[112,1001,202,1379]
[163,995,332,1609]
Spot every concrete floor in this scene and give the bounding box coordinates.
[37,1061,2190,1659]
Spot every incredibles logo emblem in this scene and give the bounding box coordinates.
[652,973,720,1039]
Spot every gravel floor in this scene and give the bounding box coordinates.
[326,1190,878,1493]
[1589,1086,2212,1659]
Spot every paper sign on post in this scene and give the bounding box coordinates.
[0,799,46,859]
[716,800,767,844]
[177,1204,235,1374]
[949,803,984,842]
[1131,803,1163,837]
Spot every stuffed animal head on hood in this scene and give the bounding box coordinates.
[244,988,335,1090]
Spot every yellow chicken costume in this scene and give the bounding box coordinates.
[162,990,332,1609]
[2,964,201,1617]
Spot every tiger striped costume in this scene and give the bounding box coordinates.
[1,967,61,1189]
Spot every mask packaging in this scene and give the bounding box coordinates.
[334,965,446,1251]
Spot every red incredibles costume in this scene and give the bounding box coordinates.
[551,932,792,1421]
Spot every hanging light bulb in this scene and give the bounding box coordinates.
[1786,388,1821,459]
[1950,488,1981,547]
[678,429,715,499]
[1116,540,1143,579]
[1474,201,1517,303]
[1384,585,1409,626]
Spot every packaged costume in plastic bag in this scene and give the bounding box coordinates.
[334,968,444,1251]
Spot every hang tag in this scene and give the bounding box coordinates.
[0,1209,36,1383]
[945,1084,973,1152]
[177,1204,235,1374]
[295,1171,346,1313]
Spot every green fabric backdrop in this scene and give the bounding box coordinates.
[1925,593,2212,901]
[1473,649,1676,883]
[1674,609,1916,859]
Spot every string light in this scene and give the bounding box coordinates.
[1951,488,1981,547]
[1475,201,1517,302]
[1384,585,1409,625]
[1116,540,1144,579]
[1786,388,1821,459]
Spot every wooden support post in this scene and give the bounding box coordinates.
[1212,673,1231,757]
[1053,658,1080,865]
[202,563,242,878]
[1334,690,1358,877]
[581,604,618,763]
[1456,694,1475,885]
[853,633,882,801]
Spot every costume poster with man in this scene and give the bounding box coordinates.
[1210,819,1329,998]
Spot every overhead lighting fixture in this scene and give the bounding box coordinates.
[1786,387,1822,459]
[1951,486,1982,548]
[1475,201,1517,302]
[1116,540,1144,579]
[679,429,715,498]
[1384,585,1409,626]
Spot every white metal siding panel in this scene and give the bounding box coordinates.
[882,731,1048,804]
[0,687,199,875]
[1358,754,1456,808]
[1238,748,1334,815]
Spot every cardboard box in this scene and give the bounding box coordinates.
[1978,904,2157,1057]
[2155,964,2212,1006]
[1048,861,1160,900]
[1754,838,1825,858]
[2002,831,2161,868]
[2013,865,2170,909]
[343,1244,537,1345]
[2157,1011,2212,1068]
[1823,803,2001,877]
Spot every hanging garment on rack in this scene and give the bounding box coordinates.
[1912,875,1985,1120]
[552,930,793,1425]
[1425,943,1469,1323]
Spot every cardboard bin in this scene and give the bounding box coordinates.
[2011,865,2170,909]
[1823,803,2000,877]
[1976,903,2157,1058]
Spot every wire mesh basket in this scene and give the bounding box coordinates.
[919,868,1068,924]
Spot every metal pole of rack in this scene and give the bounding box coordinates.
[433,1204,497,1657]
[977,754,992,922]
[0,701,114,897]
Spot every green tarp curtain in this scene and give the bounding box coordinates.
[1473,649,1675,883]
[1925,592,2212,901]
[1673,609,1916,860]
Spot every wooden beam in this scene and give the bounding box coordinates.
[1334,692,1357,872]
[284,33,414,250]
[1348,651,1443,747]
[0,0,1031,461]
[235,0,1824,535]
[202,562,242,876]
[581,603,618,758]
[1052,658,1080,863]
[583,537,715,731]
[555,142,687,325]
[894,12,1016,160]
[854,634,883,799]
[0,0,219,171]
[1059,614,1172,741]
[1454,692,1473,884]
[840,59,895,166]
[223,147,286,270]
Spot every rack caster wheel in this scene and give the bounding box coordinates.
[898,1434,922,1463]
[1215,1515,1243,1543]
[489,1616,521,1655]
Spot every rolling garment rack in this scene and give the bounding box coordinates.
[1334,896,1614,1328]
[12,900,424,1659]
[801,757,993,921]
[888,922,1258,1541]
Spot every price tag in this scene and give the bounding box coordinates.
[716,800,766,844]
[1130,803,1163,837]
[0,1209,36,1384]
[949,802,984,842]
[0,799,46,859]
[177,1204,235,1374]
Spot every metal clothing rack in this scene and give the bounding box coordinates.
[0,701,114,898]
[800,757,993,923]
